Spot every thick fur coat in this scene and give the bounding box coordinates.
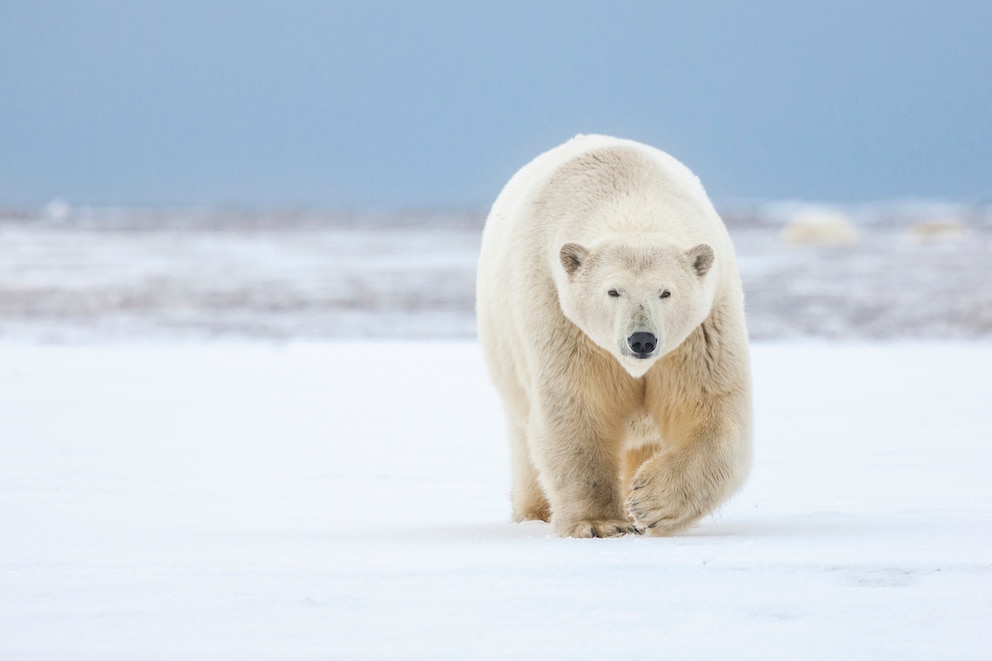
[477,135,752,537]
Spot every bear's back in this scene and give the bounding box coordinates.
[485,135,723,250]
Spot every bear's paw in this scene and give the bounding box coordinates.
[625,456,712,536]
[555,518,644,539]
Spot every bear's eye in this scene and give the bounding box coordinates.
[660,290,671,299]
[608,289,620,298]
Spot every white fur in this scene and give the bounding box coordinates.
[477,135,752,537]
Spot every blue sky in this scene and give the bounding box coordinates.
[1,1,990,209]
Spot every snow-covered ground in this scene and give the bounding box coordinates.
[2,341,990,659]
[1,208,991,658]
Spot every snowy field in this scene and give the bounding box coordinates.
[2,342,990,659]
[1,208,991,659]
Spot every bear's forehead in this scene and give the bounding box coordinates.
[598,243,681,273]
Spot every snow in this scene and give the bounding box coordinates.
[2,340,990,659]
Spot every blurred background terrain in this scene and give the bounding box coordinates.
[1,203,990,342]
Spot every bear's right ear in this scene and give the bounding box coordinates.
[559,242,589,275]
[687,244,714,277]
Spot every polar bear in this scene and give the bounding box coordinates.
[476,135,752,538]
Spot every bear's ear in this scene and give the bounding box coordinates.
[687,244,714,276]
[559,242,589,275]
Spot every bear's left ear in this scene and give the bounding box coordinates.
[559,242,589,275]
[687,244,714,276]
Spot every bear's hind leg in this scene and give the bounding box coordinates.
[508,418,551,522]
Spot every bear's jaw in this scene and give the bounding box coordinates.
[614,351,661,378]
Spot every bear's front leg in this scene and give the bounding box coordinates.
[626,391,751,535]
[528,394,641,538]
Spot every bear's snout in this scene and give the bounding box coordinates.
[627,332,658,358]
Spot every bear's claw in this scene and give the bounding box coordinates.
[626,493,697,536]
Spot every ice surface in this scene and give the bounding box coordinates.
[2,341,990,659]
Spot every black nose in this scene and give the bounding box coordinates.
[627,332,657,357]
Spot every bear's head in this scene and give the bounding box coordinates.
[557,236,716,377]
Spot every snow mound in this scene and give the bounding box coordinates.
[782,210,860,246]
[910,218,968,242]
